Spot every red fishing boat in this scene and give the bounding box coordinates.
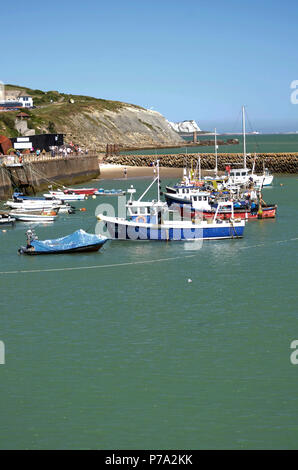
[179,204,277,221]
[63,187,98,196]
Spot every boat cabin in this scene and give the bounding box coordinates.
[227,168,253,185]
[190,192,212,211]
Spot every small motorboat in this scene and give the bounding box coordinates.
[6,199,62,211]
[63,187,98,196]
[10,209,58,222]
[94,188,126,196]
[0,211,16,225]
[12,191,45,201]
[19,229,107,255]
[43,191,85,201]
[6,199,74,213]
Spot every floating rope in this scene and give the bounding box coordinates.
[0,237,297,276]
[0,254,197,275]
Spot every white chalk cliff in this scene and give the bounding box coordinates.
[167,120,201,133]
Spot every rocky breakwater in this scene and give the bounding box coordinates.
[105,153,298,173]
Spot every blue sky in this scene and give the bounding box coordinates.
[2,0,298,132]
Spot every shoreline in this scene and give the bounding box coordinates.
[98,164,185,180]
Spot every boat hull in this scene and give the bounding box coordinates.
[44,192,85,201]
[99,217,245,241]
[94,191,126,196]
[179,204,277,220]
[0,216,15,225]
[19,242,105,255]
[64,188,97,195]
[10,214,57,222]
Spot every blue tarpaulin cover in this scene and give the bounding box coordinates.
[31,229,107,253]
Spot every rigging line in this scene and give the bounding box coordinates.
[26,162,66,189]
[245,110,261,155]
[229,108,242,137]
[1,165,25,184]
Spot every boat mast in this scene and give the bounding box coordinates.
[157,159,160,203]
[242,105,247,169]
[214,128,218,177]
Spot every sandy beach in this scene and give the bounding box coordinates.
[98,164,184,180]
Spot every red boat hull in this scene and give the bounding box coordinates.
[64,188,97,195]
[180,205,277,220]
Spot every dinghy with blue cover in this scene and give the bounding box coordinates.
[19,229,107,255]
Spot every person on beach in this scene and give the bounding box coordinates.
[124,167,127,178]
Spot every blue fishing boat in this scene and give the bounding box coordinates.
[19,229,107,255]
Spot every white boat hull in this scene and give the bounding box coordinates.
[6,201,62,211]
[44,191,85,201]
[9,212,58,222]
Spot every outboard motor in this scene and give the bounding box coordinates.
[26,229,38,247]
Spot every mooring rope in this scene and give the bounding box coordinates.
[0,237,296,276]
[0,254,197,275]
[25,162,66,190]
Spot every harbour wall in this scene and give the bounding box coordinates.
[106,153,298,173]
[0,155,100,200]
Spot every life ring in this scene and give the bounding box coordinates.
[136,215,146,224]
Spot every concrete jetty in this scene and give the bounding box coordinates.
[0,154,100,200]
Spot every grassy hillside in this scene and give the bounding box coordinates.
[1,84,143,136]
[0,85,182,150]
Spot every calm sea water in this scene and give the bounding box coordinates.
[121,133,298,155]
[0,175,297,449]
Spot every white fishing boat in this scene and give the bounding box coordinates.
[9,209,58,222]
[43,191,85,201]
[226,106,273,188]
[203,128,227,188]
[5,199,62,211]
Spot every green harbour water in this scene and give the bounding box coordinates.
[0,174,297,449]
[121,133,298,155]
